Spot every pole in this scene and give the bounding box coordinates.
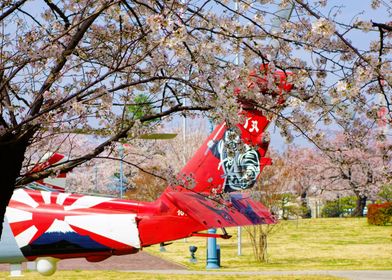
[206,228,220,269]
[183,97,187,164]
[269,1,295,58]
[119,144,124,199]
[233,0,243,257]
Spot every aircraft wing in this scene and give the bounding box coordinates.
[164,191,276,230]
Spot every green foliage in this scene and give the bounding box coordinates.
[378,185,392,202]
[127,94,156,121]
[266,193,311,219]
[301,205,312,218]
[321,196,356,218]
[367,202,392,226]
[277,193,297,220]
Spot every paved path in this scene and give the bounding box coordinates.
[1,253,391,280]
[0,252,186,271]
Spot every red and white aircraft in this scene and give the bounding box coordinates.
[0,67,292,276]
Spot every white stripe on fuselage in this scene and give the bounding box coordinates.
[5,207,32,223]
[14,225,38,248]
[65,214,140,248]
[64,196,113,211]
[56,192,70,205]
[11,189,39,208]
[41,191,51,204]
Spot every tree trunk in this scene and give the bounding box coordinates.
[0,131,33,239]
[246,225,269,263]
[352,194,367,217]
[259,231,268,262]
[300,190,311,218]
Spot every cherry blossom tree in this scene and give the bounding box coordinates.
[0,0,391,237]
[283,146,321,214]
[312,122,392,216]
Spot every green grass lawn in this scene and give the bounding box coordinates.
[146,218,392,271]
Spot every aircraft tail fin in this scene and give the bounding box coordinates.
[25,153,68,192]
[177,66,292,196]
[160,66,292,228]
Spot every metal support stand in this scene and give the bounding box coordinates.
[27,261,36,271]
[159,242,166,252]
[10,263,23,277]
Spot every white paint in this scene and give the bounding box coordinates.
[11,189,39,208]
[5,207,32,224]
[41,191,51,204]
[212,123,226,142]
[15,225,38,248]
[65,214,140,248]
[56,193,70,205]
[46,219,74,233]
[64,196,112,211]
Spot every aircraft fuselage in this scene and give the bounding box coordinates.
[1,189,142,262]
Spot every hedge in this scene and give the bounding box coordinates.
[367,202,392,226]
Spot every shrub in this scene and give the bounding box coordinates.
[367,202,392,226]
[321,196,356,217]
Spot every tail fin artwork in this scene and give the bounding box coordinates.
[139,66,293,243]
[180,66,292,194]
[178,109,272,195]
[178,65,292,196]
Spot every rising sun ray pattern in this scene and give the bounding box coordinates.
[5,189,140,257]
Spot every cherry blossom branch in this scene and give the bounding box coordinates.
[374,21,391,113]
[43,0,71,30]
[96,156,167,182]
[0,0,27,22]
[15,104,212,186]
[28,3,112,117]
[293,0,369,65]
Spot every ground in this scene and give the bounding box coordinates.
[0,251,185,271]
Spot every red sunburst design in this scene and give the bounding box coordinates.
[7,191,74,244]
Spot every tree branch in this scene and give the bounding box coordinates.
[43,0,71,30]
[28,3,112,117]
[0,0,27,22]
[15,104,212,186]
[372,21,392,32]
[293,0,369,65]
